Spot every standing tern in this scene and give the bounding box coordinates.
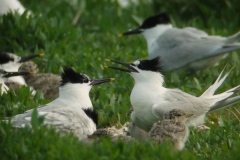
[150,109,193,151]
[105,57,240,132]
[8,67,114,140]
[20,61,61,100]
[118,13,240,71]
[0,69,32,95]
[0,52,44,94]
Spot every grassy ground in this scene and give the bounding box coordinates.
[1,0,240,159]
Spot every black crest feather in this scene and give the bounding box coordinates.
[137,56,165,73]
[140,13,171,29]
[0,52,14,64]
[60,67,91,86]
[83,108,98,126]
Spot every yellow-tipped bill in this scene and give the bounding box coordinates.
[105,59,111,62]
[39,53,45,57]
[118,33,123,37]
[104,66,109,68]
[110,78,115,81]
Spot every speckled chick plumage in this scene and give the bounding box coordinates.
[21,61,61,100]
[149,109,190,151]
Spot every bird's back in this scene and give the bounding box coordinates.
[150,28,240,71]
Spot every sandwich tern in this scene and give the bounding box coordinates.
[0,69,32,95]
[20,61,61,100]
[105,57,240,131]
[118,13,240,71]
[150,109,193,151]
[0,52,44,94]
[8,67,114,140]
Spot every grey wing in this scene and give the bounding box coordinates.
[10,104,50,127]
[182,27,208,37]
[151,28,240,70]
[152,89,210,120]
[43,107,96,140]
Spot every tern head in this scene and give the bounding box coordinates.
[105,56,164,84]
[59,67,114,109]
[165,109,194,123]
[0,52,44,71]
[60,67,114,94]
[118,13,171,38]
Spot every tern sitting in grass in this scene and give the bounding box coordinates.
[7,67,114,140]
[105,56,240,132]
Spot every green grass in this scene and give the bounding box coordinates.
[1,0,240,159]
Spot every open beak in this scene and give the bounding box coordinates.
[118,28,142,37]
[185,113,194,118]
[3,71,33,78]
[90,78,115,86]
[18,53,44,63]
[104,59,139,73]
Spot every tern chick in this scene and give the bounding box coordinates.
[119,13,240,71]
[105,57,240,132]
[87,128,135,144]
[7,67,114,140]
[20,61,61,100]
[150,109,193,151]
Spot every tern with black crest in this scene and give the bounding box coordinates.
[7,67,114,140]
[105,56,240,131]
[118,13,240,71]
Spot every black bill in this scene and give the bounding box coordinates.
[118,28,142,37]
[3,71,33,78]
[104,59,139,73]
[90,78,115,86]
[18,54,44,63]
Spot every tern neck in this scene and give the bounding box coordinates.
[58,83,93,110]
[131,71,164,87]
[141,24,172,52]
